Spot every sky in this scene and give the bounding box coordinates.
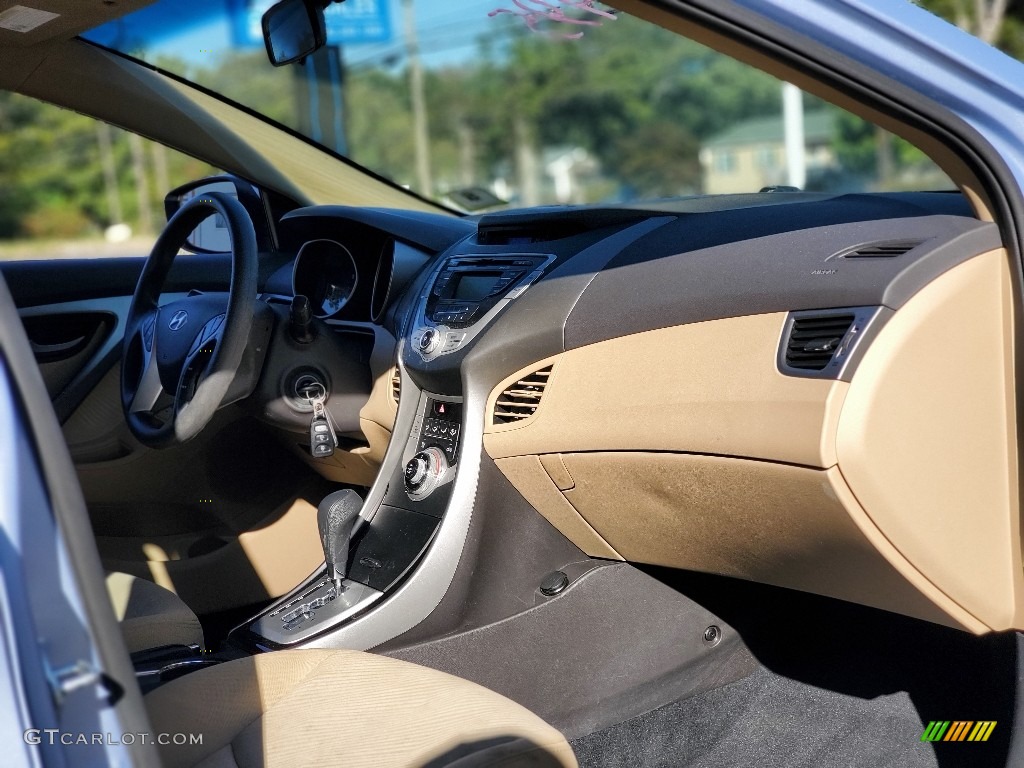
[85,0,517,70]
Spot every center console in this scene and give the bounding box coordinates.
[233,390,463,649]
[232,250,556,651]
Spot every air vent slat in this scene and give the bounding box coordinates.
[500,390,545,400]
[790,325,852,333]
[843,240,922,259]
[391,368,401,404]
[784,314,855,371]
[492,365,553,424]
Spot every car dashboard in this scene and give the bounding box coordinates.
[240,189,1021,647]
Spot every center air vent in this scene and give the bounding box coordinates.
[842,240,922,258]
[391,368,401,404]
[493,366,553,424]
[784,314,855,371]
[477,222,587,245]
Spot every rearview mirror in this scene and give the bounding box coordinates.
[262,0,326,67]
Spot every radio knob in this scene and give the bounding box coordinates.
[418,328,440,354]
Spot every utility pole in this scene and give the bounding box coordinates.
[151,141,171,204]
[96,122,124,226]
[128,132,153,234]
[782,82,806,189]
[514,114,540,206]
[875,127,895,188]
[457,119,476,187]
[403,0,432,197]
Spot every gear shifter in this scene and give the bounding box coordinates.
[317,489,363,591]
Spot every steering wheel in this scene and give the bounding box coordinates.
[120,192,258,448]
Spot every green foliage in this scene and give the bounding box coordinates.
[5,1,1021,244]
[192,52,296,127]
[833,112,878,176]
[915,0,1024,54]
[0,91,216,242]
[345,14,787,198]
[0,92,103,238]
[347,69,416,186]
[832,0,1022,189]
[612,122,701,197]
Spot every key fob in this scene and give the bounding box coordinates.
[310,417,334,458]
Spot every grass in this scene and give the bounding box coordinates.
[0,235,157,261]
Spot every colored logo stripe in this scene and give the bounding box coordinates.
[969,722,998,742]
[921,721,996,742]
[945,721,973,741]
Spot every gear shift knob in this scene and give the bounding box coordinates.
[317,489,363,590]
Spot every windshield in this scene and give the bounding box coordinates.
[83,0,954,212]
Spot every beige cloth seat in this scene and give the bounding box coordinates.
[146,648,577,768]
[106,572,205,653]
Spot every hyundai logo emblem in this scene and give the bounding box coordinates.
[168,310,189,332]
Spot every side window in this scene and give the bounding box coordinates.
[0,91,218,260]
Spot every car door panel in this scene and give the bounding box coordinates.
[0,271,158,766]
[19,297,131,424]
[1,254,225,306]
[0,251,327,618]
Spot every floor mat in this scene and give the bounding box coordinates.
[570,664,1003,768]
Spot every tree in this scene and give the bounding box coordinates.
[0,89,216,243]
[975,0,1010,43]
[917,0,1024,52]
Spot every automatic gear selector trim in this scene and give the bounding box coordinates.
[232,388,463,650]
[251,578,383,647]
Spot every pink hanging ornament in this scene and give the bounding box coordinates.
[489,0,617,40]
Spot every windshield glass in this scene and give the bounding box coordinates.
[83,1,954,211]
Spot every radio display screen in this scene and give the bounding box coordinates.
[452,273,501,301]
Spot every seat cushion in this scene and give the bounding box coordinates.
[146,648,577,768]
[106,572,205,653]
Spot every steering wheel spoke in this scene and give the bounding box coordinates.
[129,326,166,415]
[184,313,226,361]
[179,313,226,397]
[120,192,257,448]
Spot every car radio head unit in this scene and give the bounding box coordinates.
[411,253,554,360]
[426,255,546,327]
[448,272,503,301]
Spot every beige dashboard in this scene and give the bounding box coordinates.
[486,248,1021,634]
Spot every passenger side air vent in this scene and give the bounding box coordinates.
[492,366,553,424]
[784,314,855,371]
[391,368,401,404]
[842,240,922,258]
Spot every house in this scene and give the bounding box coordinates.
[700,110,837,194]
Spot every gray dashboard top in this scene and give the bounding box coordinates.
[289,192,996,398]
[564,214,998,349]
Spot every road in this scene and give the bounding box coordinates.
[0,236,155,261]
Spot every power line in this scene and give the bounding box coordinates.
[341,3,517,69]
[345,26,502,69]
[412,2,505,27]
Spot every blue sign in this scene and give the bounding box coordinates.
[327,0,391,44]
[239,0,391,47]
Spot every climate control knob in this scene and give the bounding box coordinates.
[404,447,447,499]
[405,455,429,489]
